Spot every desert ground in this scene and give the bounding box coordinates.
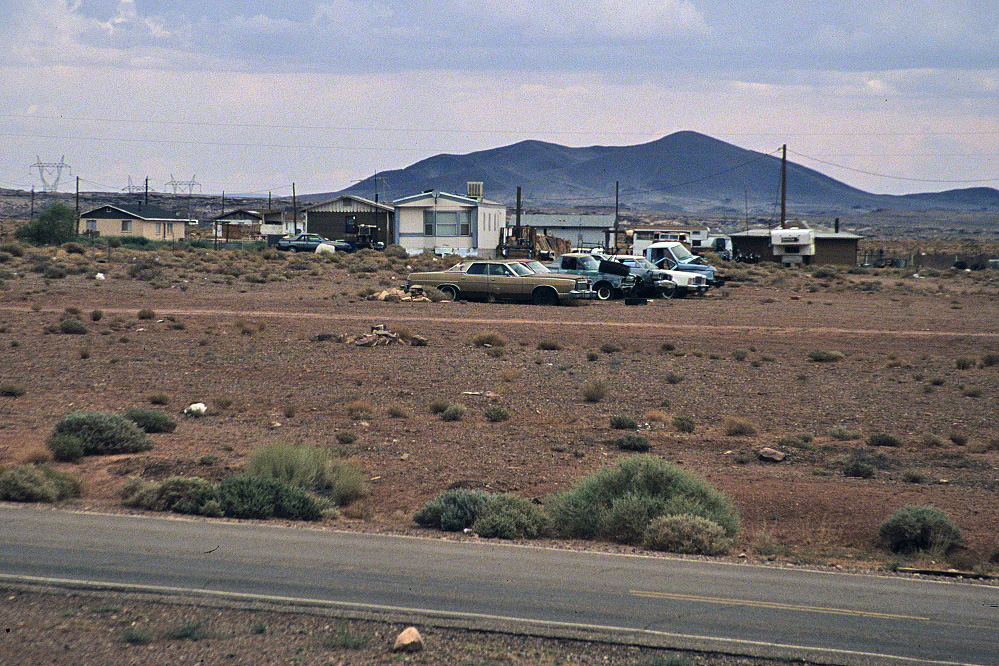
[1,240,998,664]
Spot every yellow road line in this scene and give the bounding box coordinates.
[630,590,929,621]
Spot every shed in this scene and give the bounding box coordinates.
[303,195,394,249]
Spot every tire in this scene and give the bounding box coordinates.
[594,282,613,301]
[439,285,459,301]
[660,284,677,299]
[288,247,298,253]
[531,287,560,306]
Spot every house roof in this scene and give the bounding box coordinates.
[81,203,190,221]
[730,225,861,240]
[516,213,616,228]
[302,195,394,213]
[392,190,503,207]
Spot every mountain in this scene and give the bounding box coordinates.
[336,131,999,216]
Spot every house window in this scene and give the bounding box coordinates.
[167,222,173,235]
[345,216,358,234]
[121,220,132,232]
[436,212,458,236]
[459,211,471,236]
[423,211,434,236]
[85,220,96,232]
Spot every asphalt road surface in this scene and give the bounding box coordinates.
[1,505,996,665]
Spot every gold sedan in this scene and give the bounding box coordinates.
[404,259,594,305]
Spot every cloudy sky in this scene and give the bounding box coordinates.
[1,0,997,203]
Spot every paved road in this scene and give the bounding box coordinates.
[2,505,997,665]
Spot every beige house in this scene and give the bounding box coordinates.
[79,203,191,241]
[393,184,506,257]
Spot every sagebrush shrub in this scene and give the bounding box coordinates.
[867,432,902,447]
[547,455,739,545]
[0,382,26,398]
[124,408,177,433]
[48,411,152,457]
[137,308,156,320]
[346,399,374,419]
[643,514,732,555]
[724,419,756,436]
[413,488,493,531]
[808,349,844,362]
[216,476,323,521]
[954,356,974,370]
[600,342,622,354]
[471,330,507,348]
[879,505,962,554]
[582,379,607,403]
[829,426,860,441]
[537,339,562,351]
[119,475,214,514]
[483,405,510,422]
[843,460,875,478]
[245,443,368,506]
[0,464,83,503]
[615,433,651,452]
[428,399,449,414]
[59,318,88,334]
[672,415,695,433]
[472,494,550,539]
[440,404,465,421]
[609,414,638,430]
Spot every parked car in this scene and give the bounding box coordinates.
[404,259,594,305]
[644,241,719,285]
[603,255,707,297]
[598,255,678,298]
[276,233,337,253]
[548,253,637,300]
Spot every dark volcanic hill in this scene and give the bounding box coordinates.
[337,131,999,216]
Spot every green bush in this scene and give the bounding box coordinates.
[16,203,77,245]
[46,433,84,462]
[615,433,651,452]
[610,414,638,430]
[955,356,974,370]
[245,443,368,506]
[48,411,152,457]
[829,426,860,441]
[124,408,177,433]
[0,464,83,502]
[643,514,732,555]
[843,460,875,478]
[808,349,844,362]
[672,415,695,433]
[483,405,510,422]
[121,626,153,645]
[867,432,902,447]
[413,488,493,531]
[537,339,562,350]
[547,455,739,545]
[813,265,838,279]
[119,476,215,514]
[879,505,962,554]
[216,476,323,521]
[472,494,550,539]
[59,318,88,334]
[600,342,622,353]
[440,404,465,421]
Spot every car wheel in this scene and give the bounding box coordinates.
[531,287,559,306]
[660,284,677,299]
[289,247,298,253]
[439,285,459,301]
[594,282,613,300]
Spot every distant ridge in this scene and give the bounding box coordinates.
[337,131,999,216]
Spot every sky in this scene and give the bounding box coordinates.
[1,0,998,204]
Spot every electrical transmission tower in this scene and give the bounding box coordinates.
[122,176,154,193]
[29,156,71,193]
[165,174,201,195]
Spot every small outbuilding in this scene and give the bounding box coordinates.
[729,221,860,265]
[303,195,394,249]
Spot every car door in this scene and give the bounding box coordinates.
[462,262,490,297]
[488,262,521,299]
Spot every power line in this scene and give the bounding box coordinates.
[788,149,999,184]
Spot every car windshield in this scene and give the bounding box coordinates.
[508,262,533,276]
[522,261,551,273]
[576,255,599,270]
[671,245,695,262]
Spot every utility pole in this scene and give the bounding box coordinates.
[292,183,297,233]
[614,181,619,250]
[75,176,80,235]
[780,144,787,228]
